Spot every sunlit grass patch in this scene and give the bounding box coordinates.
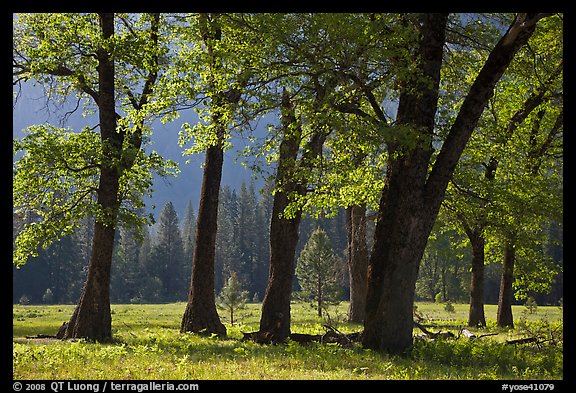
[13,301,562,380]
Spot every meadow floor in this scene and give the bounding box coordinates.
[13,301,563,381]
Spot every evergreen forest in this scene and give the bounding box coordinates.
[13,180,562,308]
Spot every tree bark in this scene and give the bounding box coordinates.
[63,13,118,342]
[456,209,488,328]
[258,89,331,342]
[258,91,305,342]
[181,133,227,336]
[362,13,543,354]
[181,13,250,337]
[346,204,369,323]
[362,13,447,354]
[467,229,487,327]
[62,13,161,341]
[258,188,303,341]
[63,207,116,341]
[497,241,515,328]
[362,157,440,353]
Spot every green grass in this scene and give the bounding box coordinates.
[13,301,563,380]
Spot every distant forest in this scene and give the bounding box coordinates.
[13,179,562,307]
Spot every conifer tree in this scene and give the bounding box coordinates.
[217,272,248,325]
[296,228,342,317]
[181,200,197,272]
[149,202,186,301]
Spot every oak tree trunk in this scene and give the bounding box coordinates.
[467,230,487,327]
[258,90,330,342]
[64,13,118,342]
[362,157,439,353]
[180,14,252,337]
[497,241,515,328]
[258,91,304,342]
[259,192,302,341]
[362,13,447,353]
[64,209,116,341]
[346,204,369,323]
[362,13,542,354]
[181,136,227,336]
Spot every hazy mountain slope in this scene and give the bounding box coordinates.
[12,84,262,220]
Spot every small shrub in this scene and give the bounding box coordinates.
[18,294,30,305]
[42,288,54,304]
[524,297,538,314]
[434,292,443,304]
[217,272,248,325]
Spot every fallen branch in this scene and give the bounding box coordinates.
[414,320,455,340]
[506,337,538,345]
[477,332,499,339]
[321,324,362,346]
[241,325,362,346]
[460,328,476,339]
[459,328,498,340]
[289,332,322,344]
[25,334,58,339]
[25,321,68,340]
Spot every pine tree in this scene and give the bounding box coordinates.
[237,181,258,296]
[296,227,343,317]
[215,186,241,293]
[217,272,248,325]
[181,200,196,271]
[252,182,273,301]
[111,226,143,303]
[148,202,186,302]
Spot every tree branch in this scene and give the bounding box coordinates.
[425,13,549,208]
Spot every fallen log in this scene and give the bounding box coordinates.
[476,332,499,339]
[459,328,498,340]
[506,337,538,345]
[414,320,455,340]
[241,326,362,346]
[25,321,68,340]
[461,329,476,339]
[241,331,274,344]
[289,332,323,344]
[25,334,57,339]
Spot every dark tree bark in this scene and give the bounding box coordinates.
[258,91,305,342]
[258,186,303,341]
[458,159,494,328]
[362,13,448,354]
[467,229,487,327]
[497,241,516,328]
[258,90,330,342]
[64,13,118,341]
[180,132,227,336]
[362,13,544,354]
[456,210,488,328]
[346,204,369,323]
[180,13,246,337]
[62,13,161,341]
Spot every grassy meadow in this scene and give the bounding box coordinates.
[13,301,563,380]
